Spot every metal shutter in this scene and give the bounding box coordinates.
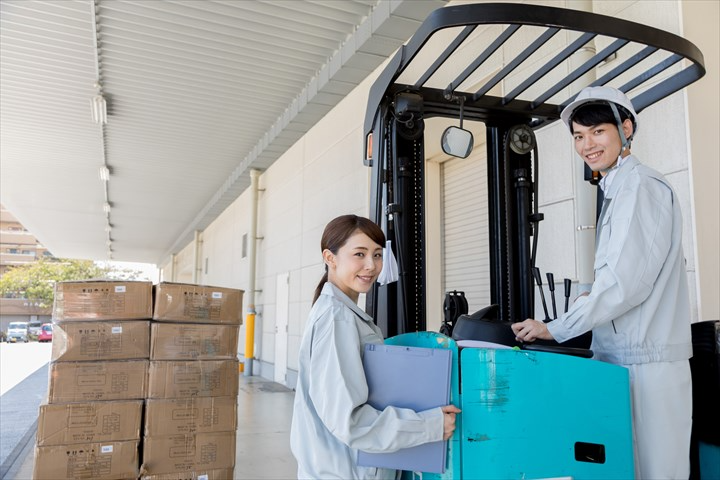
[441,150,490,313]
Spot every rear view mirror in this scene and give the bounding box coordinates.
[441,126,474,158]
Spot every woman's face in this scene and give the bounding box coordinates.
[572,118,633,173]
[324,231,383,303]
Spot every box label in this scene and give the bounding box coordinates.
[78,374,106,387]
[172,408,198,420]
[102,413,121,434]
[67,452,112,477]
[111,373,129,392]
[170,445,195,458]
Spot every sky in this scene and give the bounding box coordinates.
[97,260,160,283]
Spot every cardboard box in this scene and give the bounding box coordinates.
[141,432,235,476]
[37,400,143,446]
[140,468,234,480]
[54,280,153,321]
[144,397,237,436]
[48,360,148,403]
[33,440,139,480]
[150,323,239,360]
[147,360,239,399]
[153,283,243,325]
[52,321,150,362]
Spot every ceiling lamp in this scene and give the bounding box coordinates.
[99,165,110,182]
[91,86,107,125]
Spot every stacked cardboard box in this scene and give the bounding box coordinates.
[140,282,243,479]
[34,280,153,480]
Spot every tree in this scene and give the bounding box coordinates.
[0,258,145,308]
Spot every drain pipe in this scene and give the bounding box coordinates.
[571,0,597,295]
[193,230,203,284]
[169,254,177,282]
[244,169,261,376]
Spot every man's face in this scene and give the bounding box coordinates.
[571,121,623,173]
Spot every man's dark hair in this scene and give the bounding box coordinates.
[569,102,633,131]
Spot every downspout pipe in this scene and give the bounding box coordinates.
[193,230,202,284]
[244,169,261,376]
[170,254,177,282]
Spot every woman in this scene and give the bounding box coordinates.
[290,214,460,479]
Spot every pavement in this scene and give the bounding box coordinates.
[0,363,48,479]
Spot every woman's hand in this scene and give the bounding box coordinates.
[511,319,555,342]
[441,405,461,440]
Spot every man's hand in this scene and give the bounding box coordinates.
[511,319,555,343]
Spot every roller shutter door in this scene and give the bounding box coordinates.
[442,150,491,313]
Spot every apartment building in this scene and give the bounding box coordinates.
[0,204,52,332]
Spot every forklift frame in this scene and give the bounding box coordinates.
[362,3,705,337]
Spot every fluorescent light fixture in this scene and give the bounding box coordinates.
[91,94,107,125]
[99,165,110,182]
[103,202,111,214]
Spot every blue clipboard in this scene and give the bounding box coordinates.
[357,343,452,473]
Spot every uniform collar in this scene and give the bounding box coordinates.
[321,282,374,323]
[600,154,639,199]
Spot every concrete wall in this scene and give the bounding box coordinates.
[171,72,378,380]
[161,0,719,385]
[683,0,720,322]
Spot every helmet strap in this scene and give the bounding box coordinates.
[609,102,631,151]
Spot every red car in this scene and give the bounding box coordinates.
[38,323,53,342]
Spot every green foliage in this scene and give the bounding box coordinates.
[0,258,144,308]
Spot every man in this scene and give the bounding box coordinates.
[512,86,693,479]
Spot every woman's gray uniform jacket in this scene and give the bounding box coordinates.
[290,282,443,479]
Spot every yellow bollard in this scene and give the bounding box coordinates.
[244,312,255,376]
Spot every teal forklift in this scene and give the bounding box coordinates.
[362,3,711,479]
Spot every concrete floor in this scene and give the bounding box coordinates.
[4,375,297,480]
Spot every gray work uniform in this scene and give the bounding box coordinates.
[290,282,443,479]
[548,155,693,479]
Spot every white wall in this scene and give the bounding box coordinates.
[166,72,379,380]
[162,0,717,385]
[683,0,720,322]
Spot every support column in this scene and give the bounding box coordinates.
[244,169,261,376]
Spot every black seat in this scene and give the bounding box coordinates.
[452,304,593,358]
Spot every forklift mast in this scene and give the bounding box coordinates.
[363,3,704,337]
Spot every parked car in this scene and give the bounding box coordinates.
[38,323,53,342]
[6,321,29,343]
[28,321,43,336]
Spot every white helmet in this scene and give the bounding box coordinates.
[560,86,638,148]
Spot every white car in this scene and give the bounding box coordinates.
[6,322,29,343]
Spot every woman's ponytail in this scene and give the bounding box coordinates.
[313,269,328,305]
